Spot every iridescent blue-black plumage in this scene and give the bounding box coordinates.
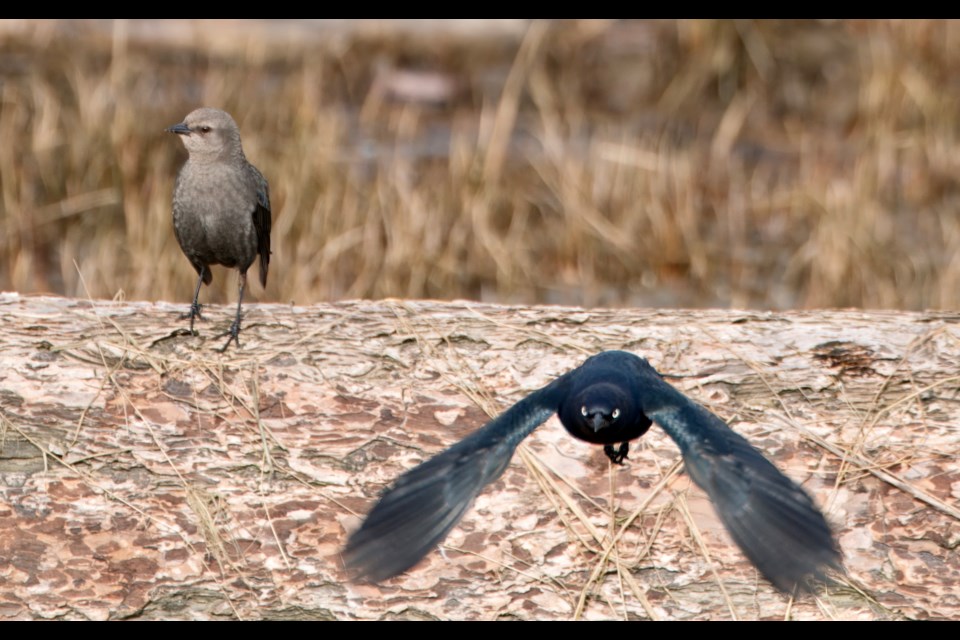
[557,352,654,464]
[342,350,841,592]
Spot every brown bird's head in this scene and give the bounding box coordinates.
[167,107,244,162]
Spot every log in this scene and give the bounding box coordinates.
[0,293,957,620]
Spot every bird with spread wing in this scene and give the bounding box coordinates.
[343,350,841,593]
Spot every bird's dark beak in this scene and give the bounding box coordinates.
[588,414,606,432]
[166,122,191,135]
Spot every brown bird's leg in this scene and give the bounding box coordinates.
[217,271,246,352]
[179,268,206,333]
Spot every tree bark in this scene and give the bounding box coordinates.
[0,293,957,620]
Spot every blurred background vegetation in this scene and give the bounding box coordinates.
[2,19,960,310]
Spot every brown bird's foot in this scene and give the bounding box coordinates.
[178,301,204,333]
[215,319,242,353]
[604,443,629,465]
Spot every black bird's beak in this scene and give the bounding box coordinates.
[166,122,191,135]
[588,413,606,432]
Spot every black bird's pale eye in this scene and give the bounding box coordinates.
[580,405,588,417]
[612,408,620,420]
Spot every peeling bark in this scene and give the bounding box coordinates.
[0,293,957,620]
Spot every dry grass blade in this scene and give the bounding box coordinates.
[771,412,960,522]
[676,493,738,620]
[572,459,682,619]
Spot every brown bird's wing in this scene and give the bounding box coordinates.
[250,165,271,287]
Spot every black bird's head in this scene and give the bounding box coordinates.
[559,381,648,445]
[579,399,621,432]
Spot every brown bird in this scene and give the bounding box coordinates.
[167,107,271,351]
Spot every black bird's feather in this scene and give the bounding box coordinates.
[342,378,566,582]
[342,351,841,592]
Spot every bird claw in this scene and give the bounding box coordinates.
[604,443,629,465]
[179,302,205,330]
[215,321,242,353]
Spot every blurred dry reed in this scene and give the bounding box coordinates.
[2,19,960,310]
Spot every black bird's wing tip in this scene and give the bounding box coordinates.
[340,382,565,584]
[341,538,412,584]
[340,437,496,584]
[341,525,426,584]
[694,444,843,594]
[648,398,842,595]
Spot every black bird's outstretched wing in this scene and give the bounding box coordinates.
[629,357,841,592]
[342,375,569,582]
[342,351,840,592]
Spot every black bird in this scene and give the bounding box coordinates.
[342,350,841,592]
[167,107,271,352]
